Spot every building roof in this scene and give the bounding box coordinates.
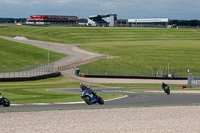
[89,14,117,19]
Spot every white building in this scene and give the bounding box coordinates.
[88,14,117,27]
[128,18,169,27]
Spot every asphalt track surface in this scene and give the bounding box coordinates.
[1,88,200,112]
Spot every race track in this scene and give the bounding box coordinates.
[0,36,198,113]
[1,88,200,112]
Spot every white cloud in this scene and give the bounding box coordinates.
[0,0,21,4]
[56,0,72,4]
[100,1,119,9]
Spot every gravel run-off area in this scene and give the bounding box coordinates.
[1,106,200,133]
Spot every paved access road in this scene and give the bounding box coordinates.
[1,88,200,112]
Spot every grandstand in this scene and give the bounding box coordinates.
[88,15,169,28]
[88,14,117,27]
[26,15,79,26]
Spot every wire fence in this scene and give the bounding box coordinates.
[0,54,105,79]
[0,61,82,79]
[188,75,200,88]
[0,63,56,78]
[78,66,199,78]
[1,62,200,80]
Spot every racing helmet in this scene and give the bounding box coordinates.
[80,83,85,90]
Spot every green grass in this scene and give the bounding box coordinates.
[0,25,200,44]
[0,38,66,71]
[79,40,200,76]
[0,76,122,104]
[101,83,186,89]
[2,26,200,103]
[1,25,200,76]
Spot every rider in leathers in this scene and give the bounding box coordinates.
[80,83,96,96]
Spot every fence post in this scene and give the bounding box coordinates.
[3,66,5,78]
[26,66,28,77]
[188,74,192,88]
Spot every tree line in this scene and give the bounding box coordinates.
[0,18,26,23]
[169,20,200,27]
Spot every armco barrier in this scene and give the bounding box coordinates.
[0,72,61,82]
[81,74,187,80]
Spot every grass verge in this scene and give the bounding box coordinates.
[113,88,200,93]
[0,26,200,44]
[0,38,66,71]
[79,40,200,76]
[101,83,200,93]
[1,26,200,75]
[101,83,186,89]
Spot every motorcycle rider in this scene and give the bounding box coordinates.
[80,83,96,96]
[80,83,87,90]
[162,82,167,89]
[162,82,170,94]
[162,82,169,91]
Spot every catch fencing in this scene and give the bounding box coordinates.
[2,62,200,87]
[0,62,81,79]
[0,63,56,78]
[78,66,198,78]
[0,55,105,79]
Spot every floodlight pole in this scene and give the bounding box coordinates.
[48,44,50,66]
[168,60,170,75]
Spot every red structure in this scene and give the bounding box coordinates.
[26,15,79,26]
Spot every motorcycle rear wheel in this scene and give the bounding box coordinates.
[165,90,170,95]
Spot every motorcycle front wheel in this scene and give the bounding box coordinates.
[97,96,104,105]
[84,97,92,105]
[2,98,10,107]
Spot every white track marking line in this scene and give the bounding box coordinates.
[104,95,128,102]
[10,95,128,106]
[102,90,137,94]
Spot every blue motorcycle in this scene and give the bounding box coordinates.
[80,89,104,105]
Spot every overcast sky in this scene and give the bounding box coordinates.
[0,0,199,19]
